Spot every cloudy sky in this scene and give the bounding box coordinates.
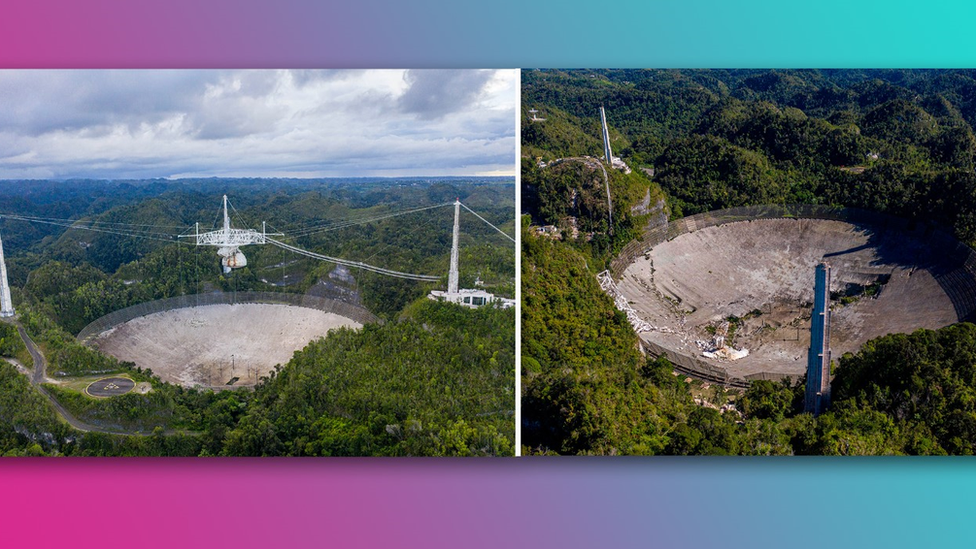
[0,69,517,179]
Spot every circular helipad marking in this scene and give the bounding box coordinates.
[86,377,135,397]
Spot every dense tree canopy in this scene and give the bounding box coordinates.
[523,69,976,247]
[0,178,516,456]
[522,69,976,455]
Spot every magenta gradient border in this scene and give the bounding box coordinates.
[0,458,660,549]
[3,2,976,548]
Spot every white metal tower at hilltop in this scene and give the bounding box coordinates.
[447,198,461,294]
[429,198,515,309]
[600,106,614,166]
[0,230,14,317]
[599,106,632,174]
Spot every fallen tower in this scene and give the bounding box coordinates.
[804,262,831,415]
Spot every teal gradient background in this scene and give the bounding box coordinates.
[1,1,975,548]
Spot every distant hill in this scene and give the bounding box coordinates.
[523,69,976,247]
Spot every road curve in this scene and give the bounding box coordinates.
[15,322,136,436]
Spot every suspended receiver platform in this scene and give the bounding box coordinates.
[187,195,280,273]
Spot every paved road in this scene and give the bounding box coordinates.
[15,323,135,435]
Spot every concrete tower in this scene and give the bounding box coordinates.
[804,262,831,415]
[427,199,514,309]
[600,106,613,165]
[448,198,460,294]
[0,230,14,317]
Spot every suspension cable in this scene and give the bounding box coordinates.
[266,238,440,281]
[460,203,516,243]
[286,202,453,237]
[0,214,183,243]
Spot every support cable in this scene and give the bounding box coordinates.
[459,204,516,243]
[266,237,440,281]
[286,202,453,237]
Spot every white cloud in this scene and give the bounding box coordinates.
[0,69,517,179]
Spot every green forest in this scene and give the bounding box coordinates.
[522,69,976,455]
[0,177,516,456]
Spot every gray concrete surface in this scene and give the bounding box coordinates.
[86,377,135,397]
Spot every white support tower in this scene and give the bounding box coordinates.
[0,230,13,317]
[448,198,461,294]
[598,106,631,175]
[600,106,613,165]
[429,199,515,309]
[598,108,616,233]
